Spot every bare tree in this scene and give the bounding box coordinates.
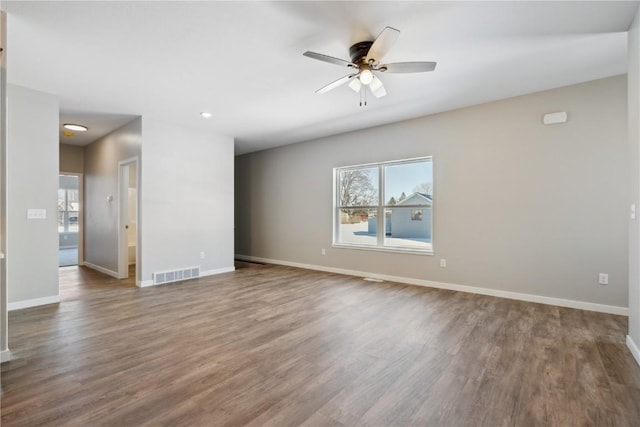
[339,169,377,207]
[413,182,433,196]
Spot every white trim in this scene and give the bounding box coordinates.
[138,279,153,288]
[8,295,60,311]
[235,254,628,316]
[200,266,236,277]
[84,262,119,279]
[1,349,10,363]
[60,171,84,265]
[332,243,434,256]
[117,157,139,280]
[627,335,640,367]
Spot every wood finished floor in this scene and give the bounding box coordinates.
[1,262,640,426]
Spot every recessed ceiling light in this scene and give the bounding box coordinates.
[63,124,88,132]
[200,112,212,118]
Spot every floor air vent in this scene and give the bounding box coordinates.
[153,266,200,285]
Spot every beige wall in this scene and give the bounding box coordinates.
[59,143,84,174]
[628,7,640,354]
[236,76,628,309]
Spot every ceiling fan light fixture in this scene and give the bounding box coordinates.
[371,85,387,98]
[63,124,88,132]
[303,26,436,100]
[369,76,383,92]
[359,68,373,85]
[369,76,387,98]
[348,78,362,93]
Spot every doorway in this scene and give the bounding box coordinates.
[58,174,82,267]
[118,158,138,280]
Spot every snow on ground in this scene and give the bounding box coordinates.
[338,221,431,249]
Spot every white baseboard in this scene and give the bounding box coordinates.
[1,349,11,363]
[137,266,235,288]
[201,266,236,277]
[138,279,153,288]
[235,254,628,316]
[627,335,640,367]
[84,262,119,279]
[8,295,61,311]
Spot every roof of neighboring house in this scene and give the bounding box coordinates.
[395,192,433,206]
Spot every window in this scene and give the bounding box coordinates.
[58,186,79,233]
[334,157,433,253]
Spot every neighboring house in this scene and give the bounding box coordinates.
[367,192,432,239]
[390,192,432,239]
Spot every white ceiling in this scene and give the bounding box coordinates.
[4,1,638,154]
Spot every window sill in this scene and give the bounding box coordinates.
[332,243,434,256]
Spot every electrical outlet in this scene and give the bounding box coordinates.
[440,259,446,268]
[321,248,326,255]
[598,273,608,285]
[200,251,205,259]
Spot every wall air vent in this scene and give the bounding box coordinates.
[153,266,200,286]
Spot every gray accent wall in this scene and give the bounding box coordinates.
[140,118,234,283]
[7,84,59,303]
[84,118,141,276]
[236,76,628,308]
[629,7,640,351]
[60,143,84,174]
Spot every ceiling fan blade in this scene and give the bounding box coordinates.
[379,61,437,73]
[303,51,356,68]
[315,74,357,94]
[366,26,400,63]
[368,76,387,98]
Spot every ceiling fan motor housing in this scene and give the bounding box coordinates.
[349,41,373,64]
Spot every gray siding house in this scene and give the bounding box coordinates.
[367,192,432,239]
[390,193,432,239]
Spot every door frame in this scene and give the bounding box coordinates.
[59,172,83,266]
[117,157,139,280]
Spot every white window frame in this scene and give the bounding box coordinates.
[333,156,434,255]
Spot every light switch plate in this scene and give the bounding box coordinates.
[27,208,46,219]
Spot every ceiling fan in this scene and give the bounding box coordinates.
[303,26,436,101]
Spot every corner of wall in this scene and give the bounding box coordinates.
[628,4,640,351]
